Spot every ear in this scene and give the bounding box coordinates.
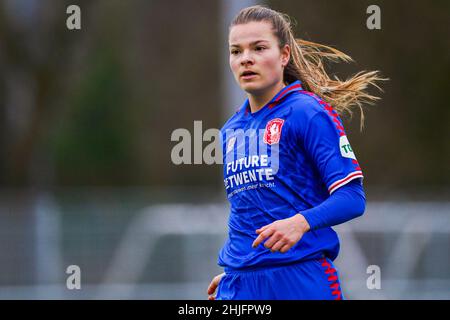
[280,44,290,67]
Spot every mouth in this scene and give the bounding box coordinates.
[240,70,258,80]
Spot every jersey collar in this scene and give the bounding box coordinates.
[243,80,303,115]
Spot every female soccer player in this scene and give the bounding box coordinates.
[207,5,385,300]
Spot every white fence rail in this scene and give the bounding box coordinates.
[0,196,449,299]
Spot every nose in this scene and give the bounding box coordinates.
[240,50,254,66]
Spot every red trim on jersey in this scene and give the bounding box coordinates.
[244,82,304,113]
[321,258,343,300]
[275,84,303,102]
[268,83,303,108]
[267,102,277,109]
[328,171,364,194]
[299,90,362,172]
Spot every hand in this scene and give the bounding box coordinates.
[252,214,310,253]
[207,272,225,300]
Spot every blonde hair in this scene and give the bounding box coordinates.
[231,5,387,129]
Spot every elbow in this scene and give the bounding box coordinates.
[354,190,366,218]
[344,183,366,219]
[339,179,366,219]
[355,197,366,218]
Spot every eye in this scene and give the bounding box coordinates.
[230,49,240,55]
[255,46,266,51]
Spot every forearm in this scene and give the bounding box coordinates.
[299,179,366,231]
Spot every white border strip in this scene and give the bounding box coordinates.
[329,171,364,194]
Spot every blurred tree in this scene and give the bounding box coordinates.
[0,0,448,196]
[0,0,93,187]
[51,48,132,185]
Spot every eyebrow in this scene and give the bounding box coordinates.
[229,40,270,48]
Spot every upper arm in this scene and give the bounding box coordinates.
[294,98,364,194]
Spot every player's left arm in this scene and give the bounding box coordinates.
[252,180,365,253]
[253,104,366,253]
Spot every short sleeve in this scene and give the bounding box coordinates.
[302,111,364,194]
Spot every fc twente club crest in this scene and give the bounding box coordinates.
[263,118,285,145]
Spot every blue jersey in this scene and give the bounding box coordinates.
[218,80,363,270]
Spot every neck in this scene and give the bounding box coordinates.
[248,81,286,113]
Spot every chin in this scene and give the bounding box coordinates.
[240,80,265,94]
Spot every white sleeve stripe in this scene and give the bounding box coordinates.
[328,171,364,194]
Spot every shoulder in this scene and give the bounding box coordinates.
[286,91,329,124]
